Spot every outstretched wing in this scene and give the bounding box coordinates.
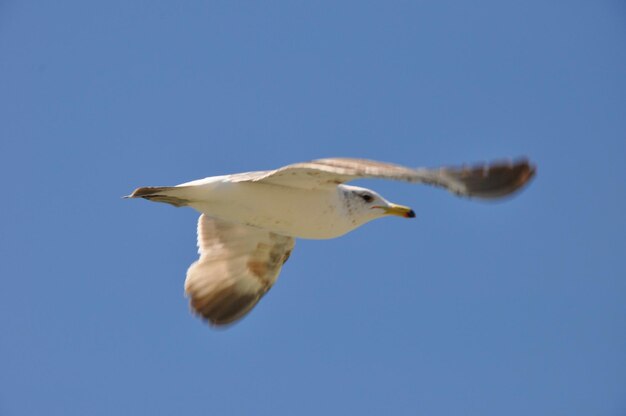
[231,157,535,199]
[184,215,295,326]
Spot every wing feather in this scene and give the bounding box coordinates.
[231,157,535,199]
[184,215,295,326]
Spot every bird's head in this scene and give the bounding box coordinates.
[340,185,415,226]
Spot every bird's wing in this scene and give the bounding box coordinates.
[185,214,295,327]
[230,157,535,199]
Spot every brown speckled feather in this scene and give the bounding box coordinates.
[184,215,295,326]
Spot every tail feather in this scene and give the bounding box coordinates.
[126,186,190,207]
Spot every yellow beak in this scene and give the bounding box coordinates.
[379,203,416,218]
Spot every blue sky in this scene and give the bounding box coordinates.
[1,1,625,415]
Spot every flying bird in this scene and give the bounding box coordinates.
[127,157,535,327]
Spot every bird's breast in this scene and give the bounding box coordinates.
[188,182,354,239]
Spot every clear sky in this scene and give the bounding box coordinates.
[1,1,625,415]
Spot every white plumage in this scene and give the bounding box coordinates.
[128,157,535,326]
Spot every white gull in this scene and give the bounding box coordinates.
[128,157,535,327]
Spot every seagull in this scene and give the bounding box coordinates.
[127,157,535,327]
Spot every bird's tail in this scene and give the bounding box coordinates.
[125,186,192,207]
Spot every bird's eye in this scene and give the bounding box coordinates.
[361,193,374,203]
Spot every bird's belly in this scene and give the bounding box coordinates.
[189,183,352,239]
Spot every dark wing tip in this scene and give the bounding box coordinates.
[512,158,536,192]
[187,285,262,327]
[454,158,536,199]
